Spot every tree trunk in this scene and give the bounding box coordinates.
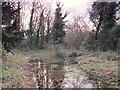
[40,22,45,49]
[46,16,50,42]
[17,2,20,31]
[40,10,45,49]
[95,14,102,40]
[29,2,35,49]
[36,9,45,49]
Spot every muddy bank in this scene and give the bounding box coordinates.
[29,58,65,88]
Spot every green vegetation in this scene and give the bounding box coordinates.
[87,2,120,51]
[1,54,35,88]
[52,2,68,44]
[1,0,120,89]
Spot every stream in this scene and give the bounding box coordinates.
[28,57,95,89]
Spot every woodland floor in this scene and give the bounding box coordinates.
[1,48,119,88]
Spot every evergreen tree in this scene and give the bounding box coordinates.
[52,2,68,44]
[87,1,119,51]
[2,2,23,51]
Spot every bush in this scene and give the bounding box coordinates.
[54,44,69,59]
[21,35,41,50]
[85,32,108,51]
[68,50,82,57]
[55,49,69,59]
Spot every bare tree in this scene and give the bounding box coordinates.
[65,15,89,49]
[28,2,35,49]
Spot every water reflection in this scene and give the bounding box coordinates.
[29,59,65,88]
[29,58,94,88]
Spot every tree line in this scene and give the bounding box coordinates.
[1,1,120,52]
[86,1,120,51]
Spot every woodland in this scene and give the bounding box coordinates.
[1,0,120,89]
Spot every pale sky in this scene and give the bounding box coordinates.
[52,0,94,19]
[56,0,94,29]
[21,0,95,30]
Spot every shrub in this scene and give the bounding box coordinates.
[54,44,69,59]
[68,50,82,57]
[55,49,69,59]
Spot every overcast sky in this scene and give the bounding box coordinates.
[21,0,95,30]
[51,0,94,20]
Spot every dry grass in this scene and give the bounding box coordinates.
[21,49,65,64]
[2,53,36,88]
[76,52,119,88]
